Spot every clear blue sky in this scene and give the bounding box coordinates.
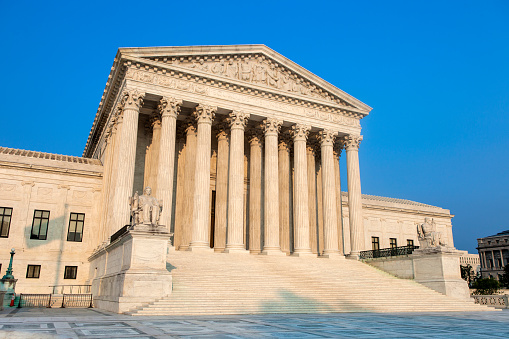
[1,0,508,253]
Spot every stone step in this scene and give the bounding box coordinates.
[126,251,492,315]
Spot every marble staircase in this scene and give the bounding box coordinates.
[126,251,492,315]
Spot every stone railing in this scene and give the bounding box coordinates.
[471,294,509,309]
[360,245,419,260]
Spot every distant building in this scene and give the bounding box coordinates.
[460,253,481,276]
[477,230,509,280]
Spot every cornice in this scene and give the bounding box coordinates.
[0,161,103,178]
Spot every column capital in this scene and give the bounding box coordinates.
[278,132,292,151]
[290,124,311,141]
[193,104,216,125]
[307,138,320,161]
[183,117,197,134]
[317,129,337,147]
[262,117,283,136]
[214,121,230,141]
[344,135,363,151]
[228,111,250,130]
[333,139,344,158]
[149,114,162,130]
[120,88,145,111]
[158,96,182,119]
[247,128,264,145]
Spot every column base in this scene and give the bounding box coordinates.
[346,252,360,260]
[291,251,317,258]
[187,246,214,253]
[320,253,345,259]
[214,247,225,253]
[250,249,262,254]
[223,248,250,254]
[261,249,286,256]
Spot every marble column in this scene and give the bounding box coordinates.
[105,107,123,238]
[262,118,284,255]
[213,122,229,252]
[291,124,314,256]
[156,97,182,232]
[111,89,145,231]
[278,134,292,254]
[189,104,216,250]
[225,111,250,253]
[333,141,345,255]
[345,135,364,258]
[145,116,161,193]
[248,129,263,254]
[173,126,187,249]
[306,142,318,254]
[179,120,197,250]
[319,130,341,257]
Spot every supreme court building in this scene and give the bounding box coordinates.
[0,45,456,297]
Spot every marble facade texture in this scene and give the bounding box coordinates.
[0,45,457,298]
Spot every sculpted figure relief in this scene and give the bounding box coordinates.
[417,217,446,248]
[171,54,343,103]
[130,187,163,227]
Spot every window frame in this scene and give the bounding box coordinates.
[26,264,41,278]
[0,207,13,238]
[390,238,398,249]
[64,266,78,279]
[407,239,414,247]
[371,236,380,251]
[67,212,85,242]
[30,210,50,240]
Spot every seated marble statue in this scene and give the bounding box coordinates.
[130,187,163,227]
[417,217,446,248]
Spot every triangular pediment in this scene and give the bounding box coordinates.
[118,45,372,115]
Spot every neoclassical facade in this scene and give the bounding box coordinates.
[0,45,456,293]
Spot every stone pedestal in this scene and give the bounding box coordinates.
[0,278,17,307]
[412,247,470,300]
[89,228,172,313]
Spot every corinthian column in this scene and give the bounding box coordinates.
[345,135,364,258]
[334,141,346,255]
[262,118,284,255]
[188,104,216,251]
[278,133,292,254]
[318,130,341,257]
[248,129,263,254]
[213,122,229,252]
[156,97,182,232]
[225,111,250,253]
[111,88,145,232]
[291,124,314,256]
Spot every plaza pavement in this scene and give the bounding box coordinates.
[0,307,508,338]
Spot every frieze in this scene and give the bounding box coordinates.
[126,68,360,129]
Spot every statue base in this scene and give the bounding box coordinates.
[412,246,470,300]
[88,228,172,313]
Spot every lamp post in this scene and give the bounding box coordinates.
[2,248,15,280]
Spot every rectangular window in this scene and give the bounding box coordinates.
[67,213,85,242]
[390,238,398,249]
[372,237,380,251]
[0,207,13,238]
[30,210,50,240]
[64,266,77,279]
[26,265,41,278]
[407,239,414,247]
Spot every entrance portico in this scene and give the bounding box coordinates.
[84,45,372,257]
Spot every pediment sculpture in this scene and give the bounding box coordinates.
[147,54,351,106]
[417,217,447,248]
[130,186,163,228]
